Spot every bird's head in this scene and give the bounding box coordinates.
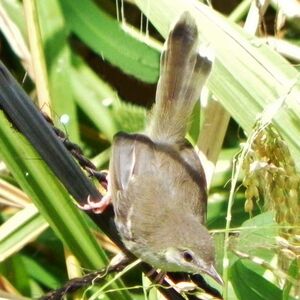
[136,215,223,285]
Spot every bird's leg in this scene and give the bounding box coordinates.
[77,172,112,214]
[145,268,166,284]
[154,271,167,284]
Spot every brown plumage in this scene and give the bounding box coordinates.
[110,12,222,283]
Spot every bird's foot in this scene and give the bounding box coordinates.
[77,172,111,214]
[77,193,111,214]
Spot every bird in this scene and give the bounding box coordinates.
[80,11,222,284]
[109,12,222,284]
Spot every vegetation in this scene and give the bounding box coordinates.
[0,0,300,299]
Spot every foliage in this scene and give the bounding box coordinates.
[0,0,300,299]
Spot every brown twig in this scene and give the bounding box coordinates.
[39,256,131,300]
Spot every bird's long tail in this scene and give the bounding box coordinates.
[148,12,213,144]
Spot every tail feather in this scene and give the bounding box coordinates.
[148,12,213,144]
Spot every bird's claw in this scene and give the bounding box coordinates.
[77,193,111,214]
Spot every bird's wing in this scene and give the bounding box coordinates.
[178,142,207,223]
[110,132,155,191]
[110,132,207,226]
[109,132,156,226]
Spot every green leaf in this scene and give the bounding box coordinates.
[0,204,48,262]
[230,260,283,300]
[37,0,80,143]
[229,211,278,274]
[283,259,300,300]
[71,54,147,139]
[70,54,118,141]
[233,212,277,256]
[208,192,249,229]
[0,255,31,295]
[112,99,147,133]
[188,101,201,144]
[0,0,28,40]
[60,0,160,83]
[135,0,300,170]
[21,254,61,289]
[0,111,106,270]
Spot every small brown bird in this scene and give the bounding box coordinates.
[82,11,222,284]
[110,12,222,283]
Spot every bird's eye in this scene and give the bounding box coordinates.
[182,250,193,262]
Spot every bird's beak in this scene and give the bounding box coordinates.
[205,264,223,285]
